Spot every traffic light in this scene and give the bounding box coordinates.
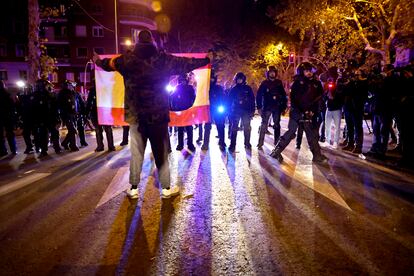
[289,53,295,64]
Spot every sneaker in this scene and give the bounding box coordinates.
[120,141,128,146]
[187,144,196,152]
[95,147,104,152]
[228,146,235,153]
[126,187,139,199]
[108,147,116,152]
[80,142,88,147]
[201,145,209,151]
[320,141,329,147]
[176,145,183,151]
[245,144,252,150]
[219,144,226,151]
[161,186,180,199]
[196,138,203,144]
[295,145,301,150]
[257,145,263,150]
[39,151,48,157]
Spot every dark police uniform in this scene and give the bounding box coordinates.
[256,78,287,148]
[86,86,115,151]
[202,77,227,150]
[271,73,327,163]
[228,77,255,151]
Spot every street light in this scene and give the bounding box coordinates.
[125,39,132,47]
[16,80,26,88]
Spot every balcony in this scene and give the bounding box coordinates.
[119,16,157,30]
[118,0,152,9]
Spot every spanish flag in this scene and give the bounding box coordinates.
[95,53,211,127]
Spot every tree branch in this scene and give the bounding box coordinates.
[352,10,385,56]
[386,3,400,45]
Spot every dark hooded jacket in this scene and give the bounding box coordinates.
[99,43,210,124]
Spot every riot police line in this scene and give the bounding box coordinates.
[1,60,414,168]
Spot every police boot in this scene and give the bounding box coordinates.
[270,147,283,163]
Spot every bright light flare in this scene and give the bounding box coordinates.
[217,105,225,114]
[125,39,132,46]
[166,84,175,93]
[16,80,25,88]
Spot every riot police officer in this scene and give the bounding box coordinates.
[32,78,62,156]
[0,81,17,156]
[228,72,255,152]
[174,74,196,152]
[270,62,328,163]
[58,80,82,151]
[201,73,227,151]
[17,85,39,154]
[256,66,287,150]
[86,84,115,152]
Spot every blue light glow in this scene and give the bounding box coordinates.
[217,105,225,113]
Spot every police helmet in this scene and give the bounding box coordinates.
[233,72,246,84]
[296,62,316,76]
[62,79,76,90]
[177,74,188,84]
[35,78,53,92]
[266,66,278,78]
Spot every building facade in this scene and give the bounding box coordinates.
[0,0,163,92]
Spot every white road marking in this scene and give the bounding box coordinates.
[293,144,351,211]
[24,170,36,174]
[96,166,130,208]
[0,173,51,197]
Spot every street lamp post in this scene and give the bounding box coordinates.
[114,0,119,53]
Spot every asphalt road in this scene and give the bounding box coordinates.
[0,117,413,275]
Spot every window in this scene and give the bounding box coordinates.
[92,26,104,37]
[91,4,103,14]
[0,43,6,56]
[19,70,27,80]
[93,47,104,54]
[47,46,57,57]
[76,47,88,57]
[75,25,87,37]
[54,26,67,38]
[49,72,58,83]
[15,44,25,57]
[80,72,90,83]
[0,70,8,81]
[66,72,75,81]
